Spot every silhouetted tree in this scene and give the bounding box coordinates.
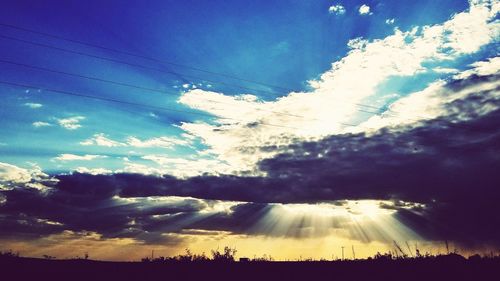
[211,246,237,262]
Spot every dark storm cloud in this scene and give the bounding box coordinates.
[0,184,210,244]
[0,74,499,246]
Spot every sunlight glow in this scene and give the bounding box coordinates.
[250,200,422,243]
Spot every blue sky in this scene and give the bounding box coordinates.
[0,0,499,260]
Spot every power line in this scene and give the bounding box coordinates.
[0,80,315,130]
[0,33,284,98]
[6,78,433,134]
[0,28,427,122]
[0,58,419,125]
[0,58,307,119]
[0,22,291,92]
[0,29,388,112]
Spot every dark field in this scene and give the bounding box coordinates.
[1,254,499,281]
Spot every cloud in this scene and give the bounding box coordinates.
[0,162,34,186]
[385,18,395,25]
[74,167,113,175]
[0,173,244,243]
[355,66,500,133]
[140,155,232,177]
[0,162,56,191]
[432,67,459,74]
[126,136,190,149]
[80,133,124,147]
[24,103,43,109]
[24,75,500,203]
[328,4,346,15]
[454,57,500,80]
[4,68,497,245]
[2,90,500,245]
[2,81,500,245]
[80,134,191,149]
[54,154,108,161]
[358,4,371,15]
[32,121,52,128]
[57,116,85,130]
[176,1,499,175]
[2,0,499,249]
[118,160,166,176]
[0,168,417,245]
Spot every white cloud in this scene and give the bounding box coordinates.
[118,161,165,176]
[57,116,85,130]
[0,162,33,185]
[454,57,500,79]
[32,121,52,128]
[385,18,395,25]
[328,4,346,15]
[54,154,107,161]
[126,136,190,149]
[441,2,500,55]
[24,102,43,109]
[0,162,55,191]
[80,134,191,149]
[432,67,459,74]
[74,167,113,175]
[80,133,124,147]
[141,155,231,178]
[346,37,368,49]
[355,57,500,133]
[173,1,500,175]
[358,4,371,15]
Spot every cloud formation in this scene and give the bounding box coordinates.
[176,0,499,175]
[1,0,499,252]
[54,154,108,161]
[358,4,371,15]
[328,4,346,15]
[32,121,51,128]
[80,134,191,149]
[385,18,395,25]
[24,103,43,109]
[0,162,56,191]
[1,68,499,246]
[57,116,85,130]
[80,133,123,147]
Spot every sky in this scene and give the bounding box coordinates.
[0,0,499,261]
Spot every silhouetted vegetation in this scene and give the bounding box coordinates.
[141,248,211,263]
[0,250,19,259]
[2,247,500,280]
[135,246,500,263]
[4,246,500,264]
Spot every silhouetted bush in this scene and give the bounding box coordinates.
[211,246,237,262]
[0,250,19,259]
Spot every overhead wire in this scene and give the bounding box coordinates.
[0,22,298,92]
[0,80,324,130]
[0,58,419,123]
[0,24,429,127]
[0,24,396,112]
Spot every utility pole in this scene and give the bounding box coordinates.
[341,246,345,260]
[352,245,355,260]
[151,249,154,260]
